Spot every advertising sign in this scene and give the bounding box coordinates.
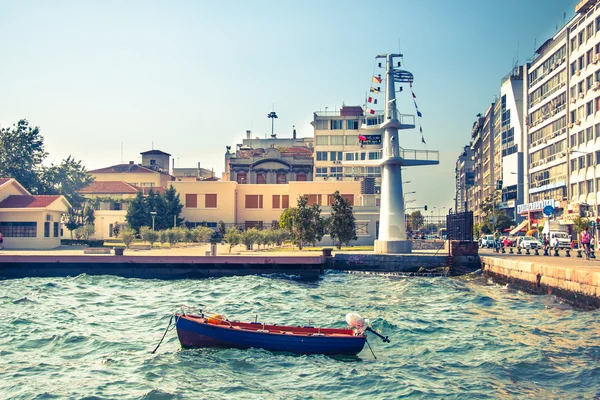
[363,135,381,145]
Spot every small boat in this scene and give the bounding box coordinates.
[173,311,387,356]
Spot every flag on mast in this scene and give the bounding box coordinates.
[372,76,382,83]
[367,97,377,104]
[369,87,379,94]
[365,108,376,115]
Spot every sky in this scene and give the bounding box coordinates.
[0,0,579,211]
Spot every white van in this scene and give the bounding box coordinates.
[548,232,571,249]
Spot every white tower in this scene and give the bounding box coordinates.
[373,54,439,253]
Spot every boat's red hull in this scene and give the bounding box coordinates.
[175,314,366,355]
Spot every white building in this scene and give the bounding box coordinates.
[523,25,568,226]
[311,106,384,194]
[566,0,600,220]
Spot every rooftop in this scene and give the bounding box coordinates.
[0,195,61,209]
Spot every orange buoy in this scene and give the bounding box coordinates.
[206,314,226,324]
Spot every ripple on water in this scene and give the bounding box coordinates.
[0,274,598,399]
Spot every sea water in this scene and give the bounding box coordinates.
[0,272,599,399]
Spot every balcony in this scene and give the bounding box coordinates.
[341,146,439,167]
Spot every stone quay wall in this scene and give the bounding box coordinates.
[481,256,600,309]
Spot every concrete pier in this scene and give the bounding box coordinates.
[481,253,600,309]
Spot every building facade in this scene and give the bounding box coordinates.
[455,145,474,213]
[312,106,384,192]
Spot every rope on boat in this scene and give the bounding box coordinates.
[151,314,174,354]
[365,338,377,360]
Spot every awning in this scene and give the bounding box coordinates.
[526,229,536,236]
[509,220,529,235]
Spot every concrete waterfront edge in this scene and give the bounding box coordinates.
[481,256,600,309]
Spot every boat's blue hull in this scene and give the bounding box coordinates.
[175,315,366,355]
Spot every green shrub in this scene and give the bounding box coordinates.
[120,227,136,249]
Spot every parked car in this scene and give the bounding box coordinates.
[480,235,495,248]
[502,236,515,247]
[519,236,541,249]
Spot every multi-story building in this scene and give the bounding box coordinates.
[312,106,384,192]
[566,0,600,222]
[496,66,526,224]
[455,145,474,213]
[522,25,568,226]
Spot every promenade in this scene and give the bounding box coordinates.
[479,247,600,309]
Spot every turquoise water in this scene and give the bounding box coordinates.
[0,272,599,399]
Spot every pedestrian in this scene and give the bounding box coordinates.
[543,233,549,251]
[552,234,559,249]
[0,231,3,249]
[581,227,591,257]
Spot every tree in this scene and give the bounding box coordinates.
[140,226,151,243]
[163,185,184,228]
[126,191,149,232]
[0,119,47,193]
[479,193,512,233]
[279,196,325,250]
[328,191,357,249]
[42,156,94,209]
[120,227,136,249]
[573,216,590,239]
[409,211,425,233]
[224,226,241,253]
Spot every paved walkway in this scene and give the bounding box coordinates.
[0,244,448,258]
[479,247,600,272]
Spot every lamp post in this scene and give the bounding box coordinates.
[150,212,157,231]
[267,111,278,138]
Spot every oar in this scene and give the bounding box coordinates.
[366,326,390,343]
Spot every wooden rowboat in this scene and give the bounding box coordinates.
[175,313,367,356]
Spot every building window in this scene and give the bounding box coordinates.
[316,152,328,161]
[53,222,59,237]
[245,221,263,230]
[237,172,247,184]
[276,173,287,184]
[587,101,594,117]
[587,127,594,142]
[245,195,263,209]
[0,222,37,237]
[330,136,344,145]
[345,136,358,145]
[587,153,593,167]
[579,55,585,71]
[571,159,577,172]
[579,181,584,195]
[587,75,594,90]
[588,49,594,66]
[330,120,343,130]
[113,202,122,211]
[368,152,378,160]
[272,194,280,209]
[316,167,327,177]
[596,150,600,165]
[256,173,266,184]
[356,222,368,235]
[316,136,328,145]
[282,195,289,209]
[330,167,343,177]
[296,173,307,181]
[150,159,156,165]
[346,120,359,130]
[579,156,586,169]
[330,151,342,161]
[186,194,197,208]
[327,194,354,206]
[588,179,594,194]
[205,194,217,208]
[345,153,354,161]
[306,194,322,206]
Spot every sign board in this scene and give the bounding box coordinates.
[497,200,516,209]
[543,205,555,216]
[363,135,381,145]
[517,199,556,214]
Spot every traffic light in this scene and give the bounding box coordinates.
[495,179,503,190]
[424,205,428,211]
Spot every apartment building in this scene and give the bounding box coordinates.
[312,106,384,192]
[567,0,600,222]
[455,145,474,213]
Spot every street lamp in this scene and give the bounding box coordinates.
[150,211,157,231]
[267,111,278,138]
[403,180,411,184]
[403,191,416,209]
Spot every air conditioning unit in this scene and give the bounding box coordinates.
[571,97,577,103]
[568,123,574,128]
[323,176,328,180]
[336,176,343,181]
[575,119,582,125]
[576,69,581,76]
[594,82,600,90]
[579,92,585,98]
[560,152,566,157]
[594,54,600,64]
